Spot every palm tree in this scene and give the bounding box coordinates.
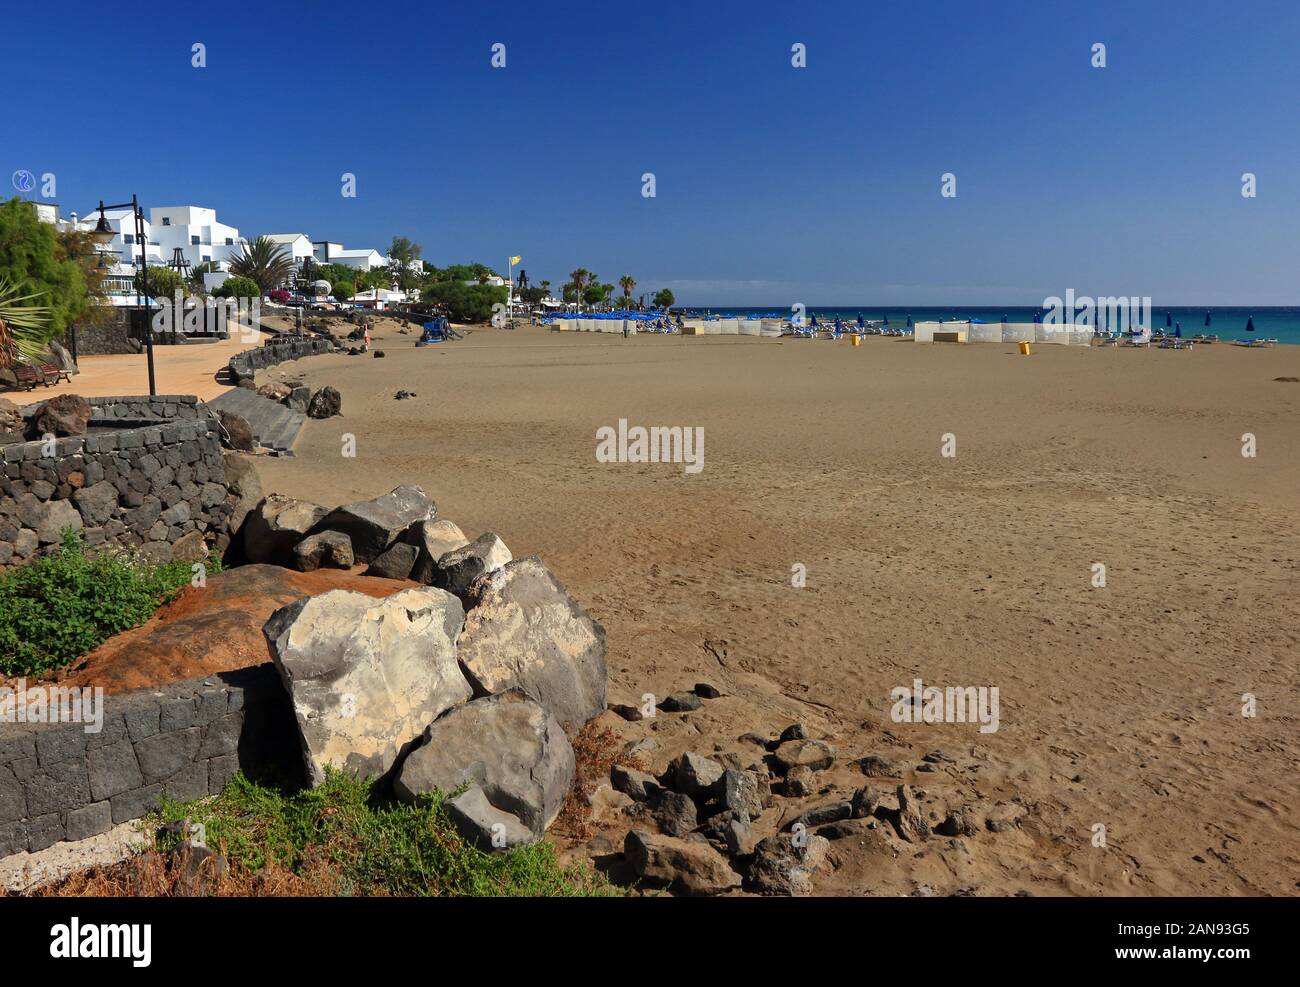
[0,278,51,362]
[618,275,636,302]
[228,236,296,293]
[568,268,591,301]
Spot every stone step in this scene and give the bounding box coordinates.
[207,387,305,454]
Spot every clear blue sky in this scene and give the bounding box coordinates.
[8,0,1300,305]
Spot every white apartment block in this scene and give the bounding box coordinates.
[312,241,393,272]
[263,233,316,269]
[148,206,245,271]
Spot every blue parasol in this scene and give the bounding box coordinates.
[1204,311,1212,327]
[1245,315,1255,332]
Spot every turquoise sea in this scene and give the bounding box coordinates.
[682,307,1300,344]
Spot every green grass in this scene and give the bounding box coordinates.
[152,771,620,897]
[0,529,221,677]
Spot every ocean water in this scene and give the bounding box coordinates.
[682,307,1300,344]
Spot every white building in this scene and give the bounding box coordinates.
[312,241,391,272]
[148,206,245,272]
[262,233,316,269]
[93,207,164,267]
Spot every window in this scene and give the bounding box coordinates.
[191,236,200,245]
[124,234,134,244]
[161,217,171,225]
[225,237,233,245]
[202,254,211,262]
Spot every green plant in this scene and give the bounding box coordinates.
[418,281,507,323]
[134,265,184,302]
[652,288,675,310]
[0,530,221,676]
[0,276,51,360]
[212,275,260,299]
[0,197,92,339]
[152,771,620,897]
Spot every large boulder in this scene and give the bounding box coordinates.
[432,531,511,598]
[364,541,418,580]
[392,691,574,838]
[405,518,469,584]
[446,786,534,852]
[622,830,742,896]
[264,587,471,787]
[285,386,311,413]
[216,410,255,452]
[306,386,341,419]
[456,556,607,735]
[747,833,831,897]
[257,382,291,403]
[221,450,263,539]
[48,339,77,374]
[0,397,24,436]
[314,484,436,564]
[242,493,329,564]
[291,530,354,571]
[54,565,421,695]
[27,394,90,439]
[170,530,209,563]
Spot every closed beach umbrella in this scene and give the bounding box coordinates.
[857,312,865,329]
[906,315,912,328]
[1001,313,1008,324]
[1165,312,1172,328]
[810,313,819,328]
[1174,323,1181,338]
[1205,311,1212,327]
[883,314,889,326]
[1246,315,1255,332]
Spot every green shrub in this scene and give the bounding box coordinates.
[153,771,620,897]
[0,530,219,677]
[418,281,507,323]
[212,275,260,300]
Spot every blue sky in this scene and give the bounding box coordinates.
[7,0,1300,305]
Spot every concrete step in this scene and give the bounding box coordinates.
[207,387,305,454]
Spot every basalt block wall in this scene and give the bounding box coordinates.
[0,396,235,569]
[227,338,335,384]
[0,666,299,857]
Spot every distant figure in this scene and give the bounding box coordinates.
[623,321,630,339]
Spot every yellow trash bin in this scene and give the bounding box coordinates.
[851,334,860,347]
[1018,341,1032,355]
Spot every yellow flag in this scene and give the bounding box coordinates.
[509,255,521,266]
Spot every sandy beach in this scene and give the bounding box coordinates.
[244,325,1300,897]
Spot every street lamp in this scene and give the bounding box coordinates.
[95,197,155,395]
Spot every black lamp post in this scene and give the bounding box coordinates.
[94,196,155,396]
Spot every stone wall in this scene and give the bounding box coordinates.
[68,316,135,357]
[0,665,299,856]
[227,338,335,385]
[0,396,235,569]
